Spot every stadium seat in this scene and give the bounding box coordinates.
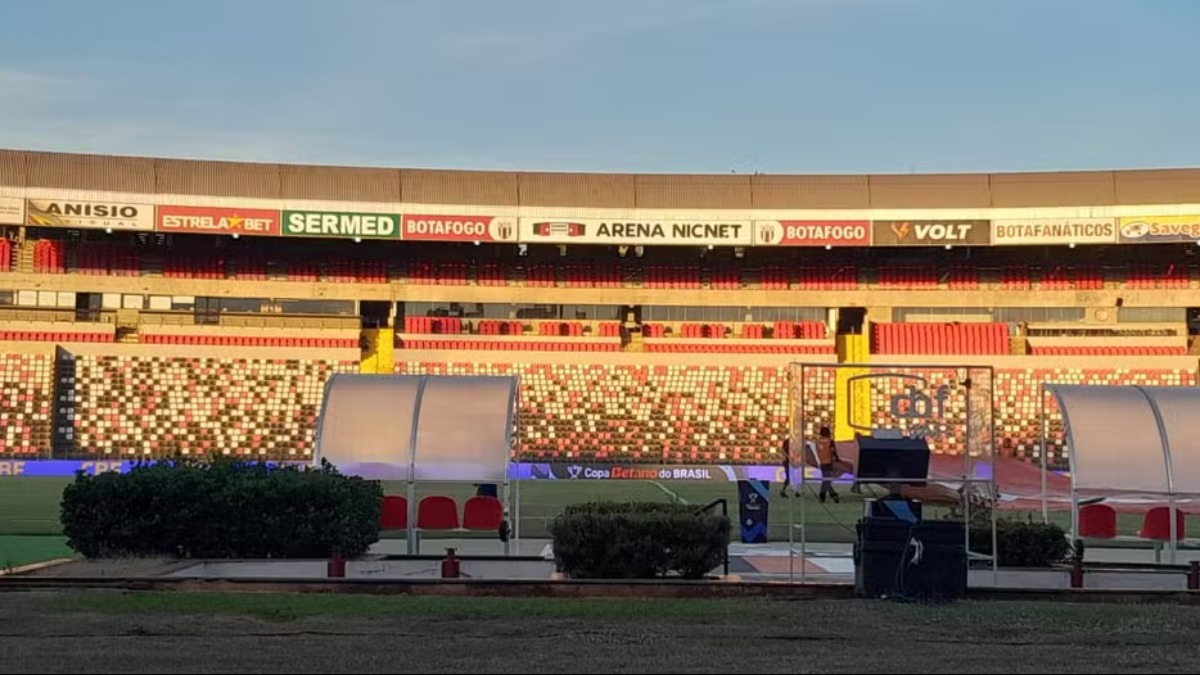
[417,495,460,530]
[463,496,504,530]
[1137,506,1185,542]
[1078,504,1117,539]
[380,495,409,530]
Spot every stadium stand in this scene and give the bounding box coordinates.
[69,356,357,457]
[0,351,1188,469]
[0,353,54,455]
[5,149,1200,475]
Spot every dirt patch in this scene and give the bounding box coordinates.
[2,591,1200,673]
[21,558,191,578]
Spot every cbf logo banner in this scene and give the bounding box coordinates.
[845,370,967,452]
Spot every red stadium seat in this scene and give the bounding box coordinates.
[463,496,504,530]
[380,495,408,530]
[1137,506,1185,542]
[1078,504,1116,539]
[417,495,460,530]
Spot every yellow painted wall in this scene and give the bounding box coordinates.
[834,332,871,442]
[358,328,394,374]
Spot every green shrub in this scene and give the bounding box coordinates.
[969,520,1071,567]
[549,501,730,579]
[60,458,382,559]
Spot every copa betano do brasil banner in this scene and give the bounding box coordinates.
[0,459,806,485]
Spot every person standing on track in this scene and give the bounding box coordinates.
[815,426,841,503]
[779,436,794,498]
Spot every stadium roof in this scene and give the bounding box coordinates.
[4,149,1200,210]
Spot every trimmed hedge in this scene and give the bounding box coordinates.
[969,520,1071,567]
[60,458,382,559]
[548,501,730,579]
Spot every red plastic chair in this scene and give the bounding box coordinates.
[379,495,408,530]
[417,495,460,530]
[1079,504,1117,539]
[1138,506,1185,541]
[463,496,504,531]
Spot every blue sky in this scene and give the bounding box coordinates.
[0,0,1197,174]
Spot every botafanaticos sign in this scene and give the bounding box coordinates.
[282,210,401,239]
[991,218,1116,245]
[517,217,753,246]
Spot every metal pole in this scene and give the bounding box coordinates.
[800,462,808,584]
[963,369,972,574]
[502,471,511,558]
[1040,385,1049,524]
[788,478,795,582]
[983,366,999,579]
[1169,492,1178,565]
[799,365,808,584]
[514,471,522,551]
[405,377,427,556]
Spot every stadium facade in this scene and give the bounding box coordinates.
[1,149,1199,473]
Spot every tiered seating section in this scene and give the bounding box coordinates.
[0,355,1194,464]
[69,356,356,457]
[75,243,139,276]
[0,354,53,455]
[1038,266,1102,290]
[405,362,792,463]
[17,241,1193,290]
[0,330,114,343]
[640,320,832,354]
[1029,345,1187,356]
[995,367,1194,467]
[400,317,623,351]
[32,240,65,274]
[1127,263,1189,290]
[872,323,1009,355]
[140,334,358,348]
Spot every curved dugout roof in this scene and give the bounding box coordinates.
[315,373,518,482]
[1047,384,1200,497]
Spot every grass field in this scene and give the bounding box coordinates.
[1,591,1198,673]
